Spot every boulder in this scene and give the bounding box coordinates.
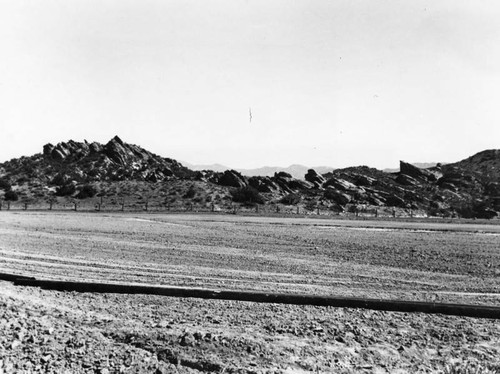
[396,174,421,187]
[217,170,247,188]
[51,144,71,160]
[385,194,407,208]
[324,186,351,205]
[400,161,437,182]
[437,172,477,190]
[288,179,314,190]
[272,172,313,192]
[324,177,357,192]
[43,143,54,156]
[89,142,103,154]
[145,172,159,183]
[305,169,326,188]
[104,136,135,165]
[439,181,458,192]
[248,176,280,193]
[162,167,173,177]
[404,190,429,204]
[274,171,293,179]
[46,140,91,161]
[366,193,385,206]
[353,174,376,187]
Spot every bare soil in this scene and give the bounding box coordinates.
[1,212,500,373]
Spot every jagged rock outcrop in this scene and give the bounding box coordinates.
[396,174,420,187]
[104,136,151,165]
[324,186,351,205]
[324,178,358,192]
[437,171,481,193]
[216,170,247,188]
[1,137,499,218]
[399,161,437,183]
[272,172,313,193]
[248,176,280,193]
[353,174,376,187]
[43,143,55,156]
[88,142,103,154]
[305,169,326,189]
[33,136,193,184]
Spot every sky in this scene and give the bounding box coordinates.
[1,0,500,169]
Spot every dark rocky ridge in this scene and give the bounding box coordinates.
[0,137,499,218]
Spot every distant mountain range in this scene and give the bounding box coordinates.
[183,162,334,179]
[0,136,498,219]
[184,162,442,178]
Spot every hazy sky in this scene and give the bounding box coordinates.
[1,1,499,169]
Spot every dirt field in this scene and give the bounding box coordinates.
[1,212,500,373]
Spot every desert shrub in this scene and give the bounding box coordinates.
[55,184,76,197]
[183,185,197,199]
[231,186,264,205]
[51,173,68,186]
[0,178,11,191]
[454,200,488,219]
[76,184,97,199]
[303,198,318,211]
[323,189,336,201]
[280,193,301,205]
[4,190,18,201]
[347,205,358,213]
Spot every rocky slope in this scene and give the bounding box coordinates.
[0,137,498,218]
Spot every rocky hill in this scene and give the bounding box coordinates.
[0,137,498,218]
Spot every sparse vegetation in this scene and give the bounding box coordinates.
[0,136,499,218]
[279,193,301,205]
[231,186,264,205]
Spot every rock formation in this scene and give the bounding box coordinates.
[0,137,499,218]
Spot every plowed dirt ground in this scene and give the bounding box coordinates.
[1,212,500,373]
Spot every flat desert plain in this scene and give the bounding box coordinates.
[1,212,500,373]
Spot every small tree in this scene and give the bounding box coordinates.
[4,190,18,201]
[47,195,57,210]
[183,184,197,199]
